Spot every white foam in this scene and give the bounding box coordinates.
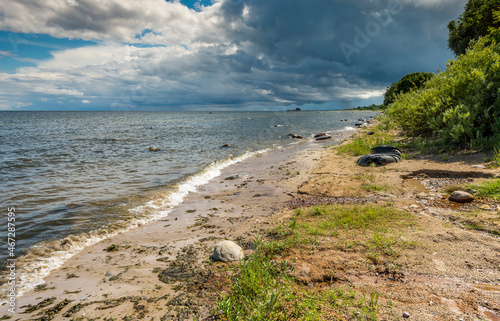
[344,126,356,131]
[9,148,271,299]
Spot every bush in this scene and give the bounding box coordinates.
[386,38,500,149]
[383,72,434,106]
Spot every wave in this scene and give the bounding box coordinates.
[1,148,270,300]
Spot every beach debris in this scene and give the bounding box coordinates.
[105,244,118,252]
[224,173,246,180]
[22,297,57,313]
[288,133,303,139]
[287,196,370,209]
[211,240,244,262]
[449,191,475,203]
[148,147,161,152]
[357,145,401,167]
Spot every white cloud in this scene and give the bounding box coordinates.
[0,0,467,110]
[402,0,465,8]
[0,0,225,45]
[0,101,32,110]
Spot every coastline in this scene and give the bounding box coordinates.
[4,123,500,320]
[1,134,339,319]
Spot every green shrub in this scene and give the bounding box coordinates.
[386,38,500,149]
[383,72,434,106]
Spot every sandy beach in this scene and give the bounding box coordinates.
[2,136,336,320]
[3,127,500,320]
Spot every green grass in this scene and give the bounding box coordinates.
[217,240,382,321]
[468,178,500,200]
[218,241,287,320]
[360,182,392,193]
[216,204,417,320]
[336,132,398,156]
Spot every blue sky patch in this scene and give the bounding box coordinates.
[0,31,97,72]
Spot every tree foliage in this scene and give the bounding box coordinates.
[386,38,500,149]
[448,0,500,56]
[383,72,434,106]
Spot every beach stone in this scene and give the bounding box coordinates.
[288,133,303,139]
[449,191,475,203]
[315,134,332,140]
[211,240,244,262]
[403,311,410,318]
[480,205,491,210]
[220,144,231,148]
[225,174,244,180]
[314,133,327,138]
[367,131,375,135]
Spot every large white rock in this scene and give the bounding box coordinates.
[211,240,244,262]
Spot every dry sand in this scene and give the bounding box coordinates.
[3,129,500,321]
[1,138,332,320]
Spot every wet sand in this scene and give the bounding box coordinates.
[2,136,339,320]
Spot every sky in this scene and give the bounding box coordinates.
[0,0,468,111]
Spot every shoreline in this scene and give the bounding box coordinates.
[1,133,340,319]
[5,121,500,320]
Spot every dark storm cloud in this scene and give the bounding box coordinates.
[219,0,466,85]
[0,0,468,110]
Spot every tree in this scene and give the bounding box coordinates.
[383,72,434,106]
[448,0,500,56]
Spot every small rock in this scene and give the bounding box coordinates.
[211,240,244,262]
[471,165,486,169]
[148,147,161,152]
[449,191,475,203]
[418,192,428,198]
[225,174,244,180]
[315,134,332,140]
[403,311,410,318]
[409,204,419,209]
[220,144,231,148]
[366,131,375,135]
[480,205,491,210]
[314,133,327,138]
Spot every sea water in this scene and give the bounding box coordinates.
[0,110,377,293]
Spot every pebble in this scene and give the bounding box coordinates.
[403,311,410,318]
[480,205,491,210]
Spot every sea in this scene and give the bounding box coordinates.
[0,110,377,294]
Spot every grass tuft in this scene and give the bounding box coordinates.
[468,178,500,200]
